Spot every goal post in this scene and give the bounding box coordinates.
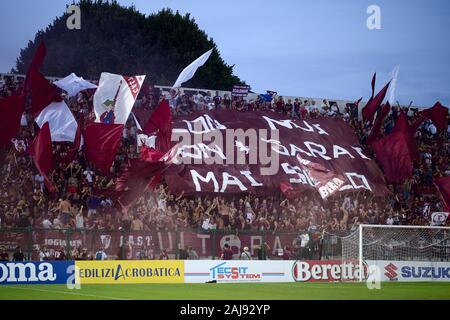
[341,224,450,282]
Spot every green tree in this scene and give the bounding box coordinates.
[13,0,244,90]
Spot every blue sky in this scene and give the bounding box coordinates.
[0,0,449,106]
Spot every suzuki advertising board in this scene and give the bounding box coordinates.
[366,260,450,282]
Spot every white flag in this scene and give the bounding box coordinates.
[94,72,146,125]
[35,101,78,142]
[172,49,213,88]
[430,212,449,226]
[137,134,156,149]
[388,65,400,105]
[54,73,98,97]
[131,112,157,149]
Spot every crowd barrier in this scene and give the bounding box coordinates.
[1,260,449,285]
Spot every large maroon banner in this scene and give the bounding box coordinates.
[165,110,389,197]
[0,229,298,260]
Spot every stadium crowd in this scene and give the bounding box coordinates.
[0,76,449,246]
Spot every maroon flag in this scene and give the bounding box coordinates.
[296,155,346,199]
[279,181,303,199]
[0,95,25,148]
[371,72,376,98]
[362,80,391,122]
[62,124,82,163]
[83,123,123,174]
[29,122,55,192]
[421,102,448,133]
[392,111,409,134]
[410,102,449,134]
[116,144,178,207]
[23,41,46,95]
[143,99,172,152]
[140,145,164,162]
[165,110,389,196]
[30,41,47,72]
[366,102,391,144]
[28,69,62,116]
[391,111,418,160]
[373,131,413,183]
[434,177,450,212]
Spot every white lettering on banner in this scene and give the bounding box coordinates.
[176,115,227,134]
[190,168,372,193]
[179,232,185,249]
[262,117,329,135]
[197,234,211,255]
[261,140,365,161]
[304,142,332,160]
[272,236,282,255]
[191,170,219,192]
[240,171,263,187]
[44,238,82,248]
[176,145,203,160]
[345,173,372,191]
[281,163,310,185]
[0,263,56,283]
[198,144,227,161]
[311,124,329,135]
[289,144,312,158]
[126,235,152,247]
[262,117,299,131]
[352,146,371,160]
[157,231,173,251]
[318,178,345,199]
[260,138,290,156]
[333,145,355,159]
[250,236,262,255]
[221,173,248,192]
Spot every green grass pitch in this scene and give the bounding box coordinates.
[0,282,449,300]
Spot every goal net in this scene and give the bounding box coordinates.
[341,225,450,281]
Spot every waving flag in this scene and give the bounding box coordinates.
[94,72,145,125]
[22,41,61,116]
[388,65,400,105]
[0,95,25,148]
[391,111,418,160]
[373,131,413,183]
[54,73,97,97]
[421,102,448,133]
[434,177,450,212]
[366,102,391,145]
[29,122,55,192]
[35,100,78,142]
[83,122,124,174]
[370,73,376,98]
[172,49,213,88]
[26,69,62,116]
[62,124,82,164]
[143,99,172,152]
[362,80,391,122]
[23,41,46,95]
[116,144,179,207]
